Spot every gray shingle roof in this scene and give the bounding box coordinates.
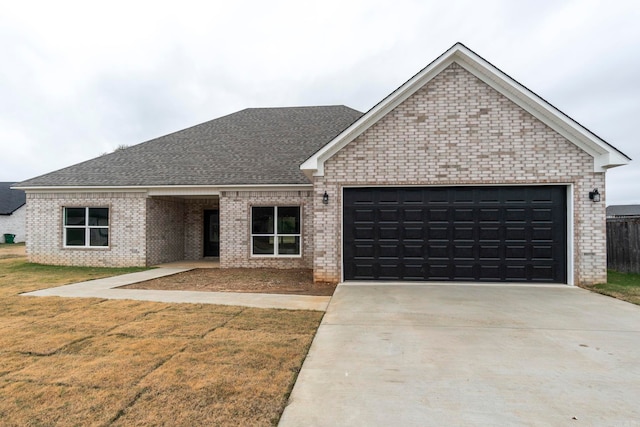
[17,106,363,187]
[606,204,640,218]
[0,183,26,215]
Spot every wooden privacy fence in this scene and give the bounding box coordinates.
[607,218,640,273]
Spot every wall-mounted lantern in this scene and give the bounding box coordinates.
[589,188,601,203]
[322,191,329,205]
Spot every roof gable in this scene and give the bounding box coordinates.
[0,183,26,215]
[301,43,631,177]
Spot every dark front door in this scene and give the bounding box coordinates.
[203,210,220,257]
[343,186,567,283]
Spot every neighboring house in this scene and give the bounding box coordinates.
[0,182,26,243]
[15,43,630,285]
[606,205,640,219]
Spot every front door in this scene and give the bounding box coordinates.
[203,210,220,257]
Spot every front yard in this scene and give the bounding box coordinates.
[0,244,323,426]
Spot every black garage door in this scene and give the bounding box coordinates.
[343,186,567,283]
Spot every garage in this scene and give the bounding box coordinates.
[343,186,567,283]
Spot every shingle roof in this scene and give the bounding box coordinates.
[17,106,363,187]
[0,183,26,215]
[606,204,640,218]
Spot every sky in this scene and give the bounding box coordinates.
[1,0,639,205]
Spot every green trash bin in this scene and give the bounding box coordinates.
[3,234,15,244]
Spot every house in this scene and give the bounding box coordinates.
[15,43,630,285]
[606,205,640,219]
[0,183,26,243]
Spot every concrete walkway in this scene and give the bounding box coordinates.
[22,268,330,311]
[279,282,640,426]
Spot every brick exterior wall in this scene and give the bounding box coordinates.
[146,198,185,265]
[314,63,606,285]
[219,191,314,269]
[25,192,147,267]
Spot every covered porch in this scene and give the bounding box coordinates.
[146,194,220,266]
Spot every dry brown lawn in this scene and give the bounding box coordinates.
[0,244,323,426]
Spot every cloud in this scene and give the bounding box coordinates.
[1,0,638,204]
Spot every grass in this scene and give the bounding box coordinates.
[0,246,323,426]
[580,270,640,305]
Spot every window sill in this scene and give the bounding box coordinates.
[251,254,302,259]
[62,246,111,250]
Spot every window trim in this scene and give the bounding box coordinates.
[63,207,110,248]
[250,205,302,258]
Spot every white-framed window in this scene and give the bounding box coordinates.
[63,207,109,247]
[251,206,301,256]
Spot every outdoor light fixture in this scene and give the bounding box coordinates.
[322,191,329,205]
[589,188,601,203]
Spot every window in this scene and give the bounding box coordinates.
[251,206,300,256]
[64,207,109,247]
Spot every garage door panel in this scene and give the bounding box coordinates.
[479,227,500,241]
[479,245,500,259]
[505,245,526,259]
[379,227,401,240]
[453,209,474,221]
[427,264,449,279]
[403,227,423,240]
[505,208,526,221]
[428,208,449,221]
[532,208,553,221]
[404,245,424,258]
[404,209,423,221]
[479,208,500,221]
[505,228,526,240]
[453,246,474,259]
[505,265,527,279]
[379,209,400,221]
[379,264,401,279]
[453,264,474,279]
[429,245,449,258]
[353,208,375,221]
[532,265,554,280]
[479,265,501,280]
[379,245,400,258]
[531,227,553,240]
[353,244,375,257]
[344,186,566,283]
[454,227,474,240]
[532,245,553,259]
[354,227,374,239]
[402,264,424,278]
[428,227,448,240]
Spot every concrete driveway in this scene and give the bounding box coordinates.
[279,283,640,426]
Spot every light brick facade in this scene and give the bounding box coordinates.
[25,191,315,270]
[26,192,147,267]
[146,198,185,265]
[219,191,314,269]
[312,63,606,285]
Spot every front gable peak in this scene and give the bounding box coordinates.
[300,43,630,177]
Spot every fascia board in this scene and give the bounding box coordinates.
[15,184,313,194]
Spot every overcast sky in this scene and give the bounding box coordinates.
[1,0,638,204]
